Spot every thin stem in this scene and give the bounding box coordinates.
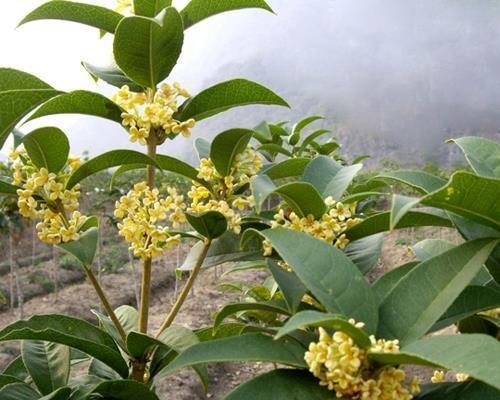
[138,131,157,334]
[84,265,127,342]
[155,240,211,338]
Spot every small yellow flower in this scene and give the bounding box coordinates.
[431,370,445,383]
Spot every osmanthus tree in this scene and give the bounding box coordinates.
[0,0,301,398]
[156,136,500,399]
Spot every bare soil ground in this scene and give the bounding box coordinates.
[0,228,462,399]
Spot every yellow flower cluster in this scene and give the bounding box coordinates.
[114,182,186,259]
[431,370,469,384]
[263,197,361,256]
[187,149,263,234]
[305,320,420,399]
[112,84,195,146]
[10,147,86,245]
[480,307,500,319]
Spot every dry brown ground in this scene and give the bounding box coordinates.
[0,228,462,399]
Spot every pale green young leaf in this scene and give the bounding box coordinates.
[22,127,69,173]
[378,238,499,344]
[257,229,379,333]
[19,1,123,33]
[210,129,253,176]
[181,0,273,29]
[448,136,500,178]
[0,315,128,377]
[175,79,289,121]
[225,369,335,400]
[26,91,123,124]
[114,8,184,88]
[21,340,70,395]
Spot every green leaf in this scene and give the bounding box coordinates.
[81,62,143,92]
[21,340,70,395]
[302,156,342,195]
[0,179,19,195]
[210,129,253,176]
[251,174,276,213]
[275,310,371,348]
[0,69,61,148]
[91,380,159,400]
[432,285,500,332]
[297,129,331,154]
[421,172,500,230]
[181,0,273,29]
[371,262,419,304]
[289,115,323,145]
[268,260,306,313]
[415,381,500,400]
[378,238,499,344]
[256,229,378,334]
[448,136,500,178]
[344,233,384,274]
[185,211,227,239]
[323,164,363,200]
[156,333,307,379]
[257,143,293,158]
[0,375,23,390]
[66,150,159,189]
[390,195,420,230]
[57,227,98,267]
[194,137,211,160]
[19,1,123,33]
[273,182,327,219]
[2,357,29,381]
[22,127,69,173]
[40,387,72,400]
[225,369,335,400]
[412,239,455,261]
[126,332,163,360]
[214,302,291,331]
[0,315,128,378]
[134,0,171,17]
[175,79,289,121]
[375,170,446,193]
[346,209,453,241]
[27,91,123,124]
[114,8,184,89]
[0,383,40,400]
[262,158,311,179]
[370,334,500,391]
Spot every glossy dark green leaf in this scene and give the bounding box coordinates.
[19,1,123,33]
[2,357,28,381]
[185,211,227,239]
[57,228,98,267]
[297,129,331,154]
[40,387,72,400]
[0,375,23,390]
[81,62,143,92]
[344,233,384,274]
[375,170,446,194]
[370,334,500,391]
[378,239,499,344]
[0,382,40,400]
[273,182,327,219]
[0,179,19,195]
[415,381,500,400]
[0,69,61,148]
[27,91,123,124]
[210,129,253,176]
[268,260,307,312]
[21,340,70,395]
[22,127,69,173]
[421,172,500,230]
[262,158,311,179]
[92,380,159,400]
[371,262,419,304]
[257,143,293,158]
[275,310,371,348]
[346,209,453,241]
[0,315,128,377]
[225,369,335,400]
[214,302,290,331]
[66,150,159,189]
[448,136,500,178]
[257,229,378,334]
[134,0,171,17]
[181,0,273,29]
[289,115,323,145]
[175,79,289,121]
[114,8,184,88]
[156,333,307,380]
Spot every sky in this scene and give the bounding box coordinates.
[2,1,500,164]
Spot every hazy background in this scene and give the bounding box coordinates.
[2,0,500,165]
